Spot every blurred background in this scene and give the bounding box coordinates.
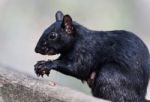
[0,0,150,99]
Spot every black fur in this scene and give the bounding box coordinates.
[34,11,150,102]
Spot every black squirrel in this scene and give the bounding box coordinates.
[34,11,150,102]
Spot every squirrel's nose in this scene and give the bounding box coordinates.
[35,46,40,53]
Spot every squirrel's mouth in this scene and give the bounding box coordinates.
[47,48,58,55]
[35,46,58,55]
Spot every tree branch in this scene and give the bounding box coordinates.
[0,65,109,102]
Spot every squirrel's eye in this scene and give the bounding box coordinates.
[49,32,58,40]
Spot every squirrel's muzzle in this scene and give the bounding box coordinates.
[35,46,41,53]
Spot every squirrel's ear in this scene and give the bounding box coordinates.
[61,15,74,34]
[55,11,64,21]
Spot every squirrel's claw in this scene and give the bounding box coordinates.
[46,73,49,76]
[36,72,39,77]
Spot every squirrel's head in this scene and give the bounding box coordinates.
[35,11,76,55]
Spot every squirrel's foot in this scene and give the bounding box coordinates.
[87,72,96,88]
[34,60,51,77]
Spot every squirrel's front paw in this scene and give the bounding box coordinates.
[34,60,51,77]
